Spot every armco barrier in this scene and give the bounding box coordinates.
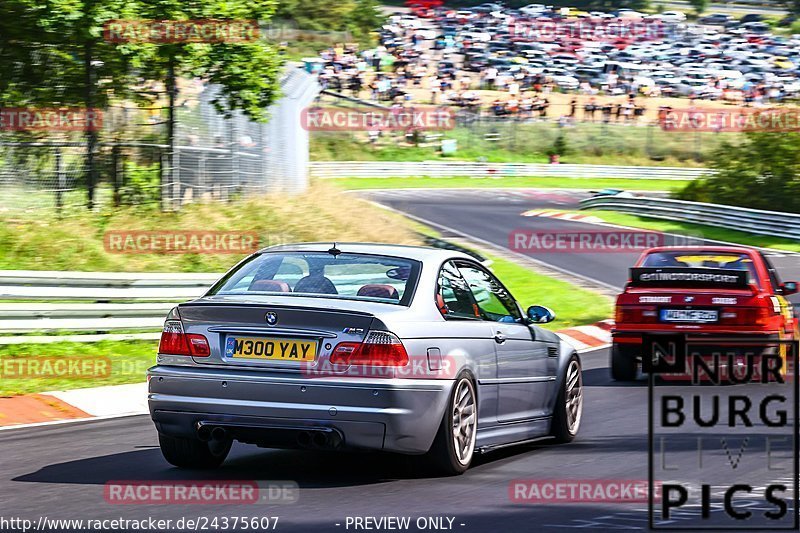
[310,161,713,180]
[580,196,800,241]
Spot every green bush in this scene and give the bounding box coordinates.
[673,131,800,213]
[119,161,160,206]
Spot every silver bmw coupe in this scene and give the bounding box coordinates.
[148,243,583,474]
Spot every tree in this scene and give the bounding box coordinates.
[674,131,800,214]
[276,0,381,40]
[778,0,800,16]
[0,0,283,209]
[0,0,145,208]
[688,0,708,14]
[347,0,383,40]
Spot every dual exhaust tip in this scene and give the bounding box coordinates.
[296,430,343,450]
[196,423,342,450]
[197,424,228,443]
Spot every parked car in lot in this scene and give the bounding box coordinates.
[699,13,734,26]
[658,11,687,23]
[611,246,799,381]
[149,244,583,474]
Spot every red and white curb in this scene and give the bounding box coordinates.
[0,383,148,430]
[556,320,613,352]
[522,209,604,224]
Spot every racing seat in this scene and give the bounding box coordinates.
[293,275,338,295]
[357,284,399,300]
[249,279,291,292]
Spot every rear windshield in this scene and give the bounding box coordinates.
[208,252,421,305]
[641,251,759,284]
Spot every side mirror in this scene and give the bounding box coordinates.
[527,305,556,324]
[781,281,798,295]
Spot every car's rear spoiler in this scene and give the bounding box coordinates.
[628,267,751,289]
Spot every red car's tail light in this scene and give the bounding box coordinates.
[158,320,210,357]
[330,331,409,366]
[719,306,772,327]
[616,305,658,324]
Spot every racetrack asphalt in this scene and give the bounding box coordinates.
[0,188,797,532]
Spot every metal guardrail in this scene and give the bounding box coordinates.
[580,196,800,241]
[311,161,714,181]
[0,272,211,334]
[0,274,214,302]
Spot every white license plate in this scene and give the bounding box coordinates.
[660,309,719,323]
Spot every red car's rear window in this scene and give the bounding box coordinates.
[640,251,760,285]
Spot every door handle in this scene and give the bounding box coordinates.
[494,331,506,344]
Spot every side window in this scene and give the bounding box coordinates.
[759,253,783,293]
[457,263,522,323]
[437,261,480,319]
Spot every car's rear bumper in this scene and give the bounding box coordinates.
[147,365,454,454]
[613,329,786,344]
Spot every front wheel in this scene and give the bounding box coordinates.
[158,433,231,469]
[551,356,583,443]
[426,375,478,475]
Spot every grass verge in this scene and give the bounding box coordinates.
[484,252,613,330]
[334,176,691,192]
[577,210,800,253]
[0,340,156,397]
[0,182,420,272]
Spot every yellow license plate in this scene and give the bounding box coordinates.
[226,337,317,361]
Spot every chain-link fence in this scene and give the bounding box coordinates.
[0,68,319,214]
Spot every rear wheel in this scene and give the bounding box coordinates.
[551,356,583,443]
[611,343,638,381]
[158,433,231,469]
[426,375,477,475]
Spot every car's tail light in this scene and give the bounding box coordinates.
[330,331,409,366]
[158,320,210,357]
[616,305,658,324]
[719,306,771,327]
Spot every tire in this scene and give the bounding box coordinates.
[551,356,583,443]
[611,342,638,381]
[426,374,478,475]
[158,433,231,469]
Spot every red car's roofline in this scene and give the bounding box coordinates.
[641,245,754,254]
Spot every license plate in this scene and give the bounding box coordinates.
[660,309,719,323]
[225,337,317,361]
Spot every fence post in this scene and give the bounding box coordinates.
[55,147,64,214]
[230,119,239,199]
[112,143,121,207]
